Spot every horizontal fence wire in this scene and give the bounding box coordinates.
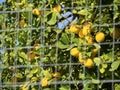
[0,0,120,90]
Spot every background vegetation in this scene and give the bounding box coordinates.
[0,0,120,90]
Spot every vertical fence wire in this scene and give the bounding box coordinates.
[0,0,120,90]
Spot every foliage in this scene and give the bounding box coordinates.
[0,0,120,90]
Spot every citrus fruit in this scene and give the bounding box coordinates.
[91,48,98,57]
[85,35,94,44]
[52,72,61,78]
[27,51,35,62]
[20,19,25,27]
[41,77,48,87]
[69,24,79,34]
[70,48,79,57]
[95,32,105,42]
[51,4,61,13]
[82,22,92,35]
[79,59,84,63]
[84,58,93,68]
[32,8,41,16]
[33,43,40,50]
[78,29,84,38]
[82,29,91,36]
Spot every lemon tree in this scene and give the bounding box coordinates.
[0,0,120,90]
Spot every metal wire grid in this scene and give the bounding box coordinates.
[0,0,120,90]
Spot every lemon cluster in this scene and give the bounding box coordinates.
[69,22,106,44]
[70,47,94,68]
[41,72,61,87]
[69,22,106,68]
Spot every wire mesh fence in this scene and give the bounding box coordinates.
[0,0,120,90]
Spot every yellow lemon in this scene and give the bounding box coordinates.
[33,43,40,50]
[78,52,82,59]
[82,29,91,36]
[95,32,105,42]
[79,59,84,63]
[84,22,92,27]
[85,35,94,44]
[20,19,25,27]
[21,86,28,90]
[69,24,79,34]
[27,51,35,62]
[56,4,61,12]
[51,4,61,13]
[52,72,61,78]
[110,28,120,40]
[82,22,92,35]
[32,8,41,16]
[70,48,79,57]
[41,78,48,87]
[91,48,98,57]
[84,58,93,68]
[78,29,84,38]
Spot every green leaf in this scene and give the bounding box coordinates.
[114,12,119,20]
[92,79,100,84]
[61,33,70,45]
[31,68,38,74]
[43,88,54,90]
[43,70,52,79]
[0,15,3,25]
[28,73,33,78]
[15,73,23,78]
[93,57,101,66]
[19,58,24,63]
[47,12,57,25]
[55,41,68,49]
[19,51,27,60]
[102,64,108,69]
[31,77,38,82]
[100,68,105,74]
[77,9,88,15]
[93,43,101,49]
[109,60,120,71]
[44,11,52,17]
[115,84,120,90]
[114,0,120,3]
[56,12,62,19]
[59,85,70,90]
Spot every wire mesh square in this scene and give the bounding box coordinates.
[0,0,120,90]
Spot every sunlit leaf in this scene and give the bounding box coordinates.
[115,84,120,90]
[59,85,70,90]
[18,51,27,60]
[93,57,101,66]
[43,70,52,79]
[102,64,108,69]
[109,60,120,71]
[114,12,119,20]
[78,9,88,15]
[47,12,57,25]
[55,41,68,49]
[92,79,100,84]
[100,68,105,74]
[15,73,23,79]
[43,88,54,90]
